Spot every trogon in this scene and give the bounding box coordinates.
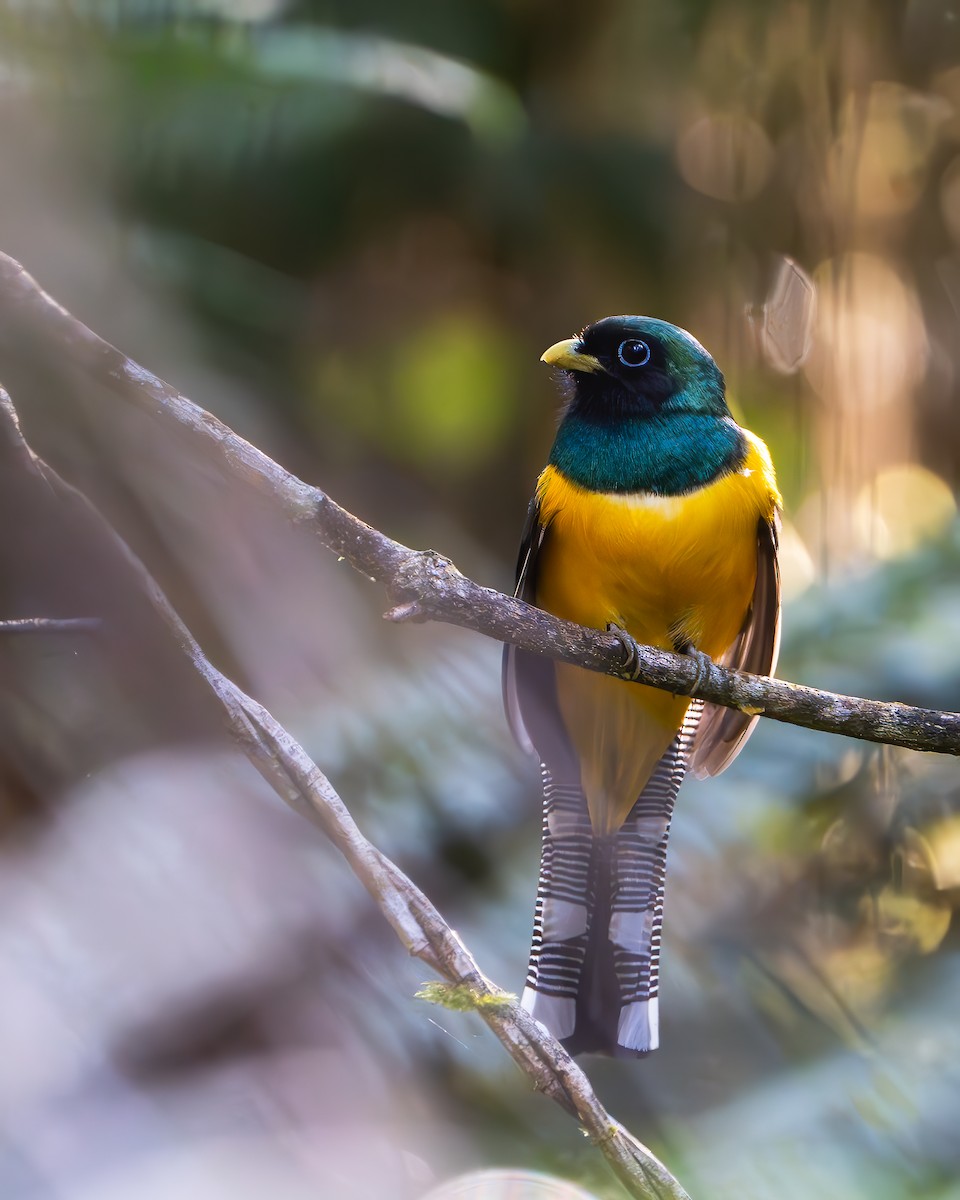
[503,316,781,1057]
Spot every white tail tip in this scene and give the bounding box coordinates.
[618,997,659,1052]
[521,986,576,1041]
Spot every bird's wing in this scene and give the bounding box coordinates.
[512,496,545,609]
[502,496,555,756]
[502,497,583,790]
[689,514,781,779]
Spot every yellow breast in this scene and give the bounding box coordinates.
[534,430,779,832]
[536,430,779,654]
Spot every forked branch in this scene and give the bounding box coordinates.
[0,381,690,1200]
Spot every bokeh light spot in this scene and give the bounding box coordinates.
[854,464,956,558]
[777,519,817,599]
[423,1170,600,1199]
[805,253,928,410]
[923,816,960,890]
[675,113,774,202]
[827,82,948,219]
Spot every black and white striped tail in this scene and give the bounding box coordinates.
[521,710,699,1057]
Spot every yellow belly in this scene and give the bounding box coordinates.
[535,432,779,833]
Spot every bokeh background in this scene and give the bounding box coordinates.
[1,1,960,1198]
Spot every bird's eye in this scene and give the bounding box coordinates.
[617,339,652,368]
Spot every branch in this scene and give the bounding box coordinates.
[0,251,954,757]
[0,382,690,1200]
[0,618,101,634]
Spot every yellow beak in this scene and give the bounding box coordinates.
[540,337,603,374]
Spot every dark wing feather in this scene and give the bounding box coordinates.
[689,514,781,780]
[502,497,546,754]
[512,496,545,605]
[502,498,581,780]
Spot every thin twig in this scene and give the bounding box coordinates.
[0,380,690,1200]
[0,252,954,757]
[0,618,101,634]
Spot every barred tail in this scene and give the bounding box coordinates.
[521,711,698,1057]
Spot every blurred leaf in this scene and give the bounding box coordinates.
[392,314,520,471]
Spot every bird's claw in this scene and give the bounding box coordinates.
[607,623,643,681]
[681,643,714,695]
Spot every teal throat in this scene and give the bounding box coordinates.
[549,413,746,496]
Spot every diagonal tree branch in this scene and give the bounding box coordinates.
[0,252,955,757]
[0,618,101,633]
[0,379,690,1200]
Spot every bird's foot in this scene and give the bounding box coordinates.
[680,642,714,695]
[607,623,643,681]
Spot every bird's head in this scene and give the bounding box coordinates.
[541,316,728,423]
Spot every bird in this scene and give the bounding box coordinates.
[502,315,781,1058]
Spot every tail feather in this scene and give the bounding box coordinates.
[521,766,592,1042]
[522,705,701,1057]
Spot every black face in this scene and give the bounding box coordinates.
[556,315,727,425]
[576,318,680,409]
